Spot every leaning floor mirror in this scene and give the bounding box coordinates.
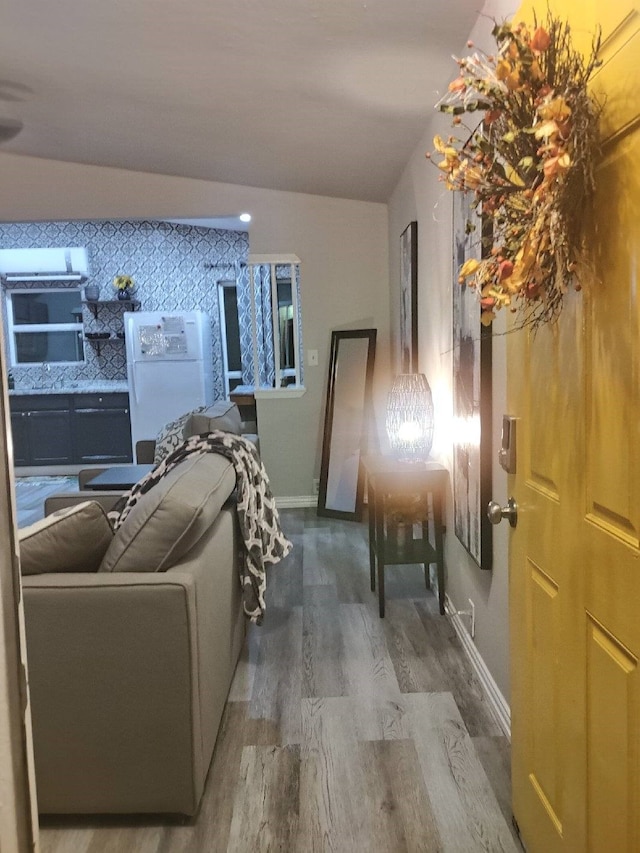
[317,329,377,521]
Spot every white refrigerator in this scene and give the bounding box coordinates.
[124,310,214,451]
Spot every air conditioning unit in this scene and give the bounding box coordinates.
[0,247,90,282]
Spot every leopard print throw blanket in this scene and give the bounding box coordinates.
[108,432,292,624]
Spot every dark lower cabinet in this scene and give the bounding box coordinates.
[10,412,30,467]
[74,394,132,464]
[10,395,73,467]
[9,393,132,467]
[28,410,74,465]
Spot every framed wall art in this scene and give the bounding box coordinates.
[452,192,493,570]
[399,221,418,373]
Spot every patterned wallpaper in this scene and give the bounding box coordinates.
[0,220,248,396]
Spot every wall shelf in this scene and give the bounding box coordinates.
[82,299,140,319]
[83,335,125,355]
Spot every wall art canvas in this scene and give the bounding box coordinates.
[452,192,493,570]
[399,221,418,373]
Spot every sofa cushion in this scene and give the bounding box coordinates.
[154,406,206,464]
[19,501,114,575]
[187,401,243,438]
[99,452,236,573]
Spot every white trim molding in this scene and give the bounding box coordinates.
[276,495,317,509]
[445,593,511,739]
[254,386,306,399]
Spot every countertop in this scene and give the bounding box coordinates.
[9,381,129,396]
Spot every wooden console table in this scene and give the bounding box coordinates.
[362,454,448,618]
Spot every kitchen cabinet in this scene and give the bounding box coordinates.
[9,393,132,467]
[10,395,74,466]
[73,393,132,463]
[9,411,30,466]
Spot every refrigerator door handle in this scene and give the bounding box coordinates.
[130,364,139,406]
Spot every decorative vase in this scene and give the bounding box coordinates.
[117,288,131,301]
[84,284,100,301]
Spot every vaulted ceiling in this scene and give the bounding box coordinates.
[0,0,481,202]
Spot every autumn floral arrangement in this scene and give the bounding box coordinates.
[428,12,602,328]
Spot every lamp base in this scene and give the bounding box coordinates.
[390,453,431,467]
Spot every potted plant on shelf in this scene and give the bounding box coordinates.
[113,275,135,301]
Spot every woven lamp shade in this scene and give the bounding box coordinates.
[385,373,434,461]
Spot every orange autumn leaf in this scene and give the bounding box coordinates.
[495,59,512,81]
[531,27,551,52]
[538,95,572,122]
[448,77,466,92]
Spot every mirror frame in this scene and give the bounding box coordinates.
[317,328,377,521]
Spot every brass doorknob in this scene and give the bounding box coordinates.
[487,498,518,528]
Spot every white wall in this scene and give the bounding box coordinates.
[388,0,517,702]
[0,152,389,498]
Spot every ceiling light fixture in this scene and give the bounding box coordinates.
[239,213,252,223]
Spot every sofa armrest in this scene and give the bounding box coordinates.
[135,439,156,464]
[24,568,202,814]
[22,506,243,815]
[44,491,124,515]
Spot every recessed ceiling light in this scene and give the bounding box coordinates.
[239,213,252,223]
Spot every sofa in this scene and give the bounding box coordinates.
[136,399,259,464]
[20,449,245,816]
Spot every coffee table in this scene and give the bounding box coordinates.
[84,464,154,491]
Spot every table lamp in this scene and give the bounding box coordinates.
[385,372,434,461]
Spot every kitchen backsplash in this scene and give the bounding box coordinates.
[0,219,248,396]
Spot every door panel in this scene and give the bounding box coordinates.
[596,15,640,142]
[586,614,638,853]
[528,560,561,825]
[509,2,640,851]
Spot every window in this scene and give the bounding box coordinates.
[217,256,303,398]
[246,254,303,390]
[6,288,85,365]
[217,280,243,397]
[276,278,295,375]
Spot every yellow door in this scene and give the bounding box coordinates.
[509,2,640,851]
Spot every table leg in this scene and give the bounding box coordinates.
[368,484,376,591]
[433,489,445,615]
[422,502,431,589]
[376,493,386,618]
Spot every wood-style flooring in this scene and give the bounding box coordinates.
[14,475,77,527]
[14,487,521,852]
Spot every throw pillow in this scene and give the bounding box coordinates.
[19,501,114,575]
[99,452,236,573]
[154,406,207,464]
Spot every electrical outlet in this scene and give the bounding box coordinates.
[313,478,320,495]
[468,598,476,639]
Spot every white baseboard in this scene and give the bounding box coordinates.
[445,593,511,739]
[276,495,317,509]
